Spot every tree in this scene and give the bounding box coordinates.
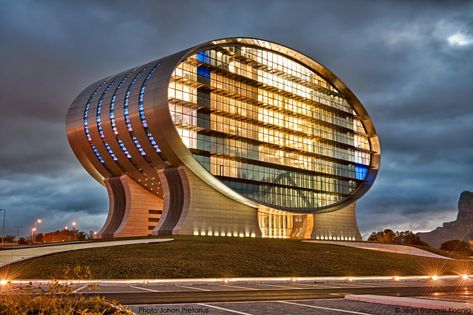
[17,237,27,245]
[394,231,428,246]
[76,231,87,241]
[440,240,472,254]
[34,233,44,243]
[368,229,428,246]
[3,235,15,243]
[368,229,396,242]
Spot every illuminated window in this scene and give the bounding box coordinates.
[355,164,368,181]
[84,81,107,164]
[138,64,161,153]
[96,79,118,161]
[124,68,147,157]
[110,72,133,159]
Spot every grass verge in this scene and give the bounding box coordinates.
[1,236,470,279]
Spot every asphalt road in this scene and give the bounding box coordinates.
[85,284,471,304]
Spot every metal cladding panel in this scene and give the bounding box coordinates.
[111,66,153,173]
[67,78,112,184]
[89,74,123,176]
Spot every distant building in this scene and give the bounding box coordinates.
[66,38,380,240]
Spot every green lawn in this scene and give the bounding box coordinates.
[2,236,469,279]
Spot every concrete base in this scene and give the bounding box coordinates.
[98,168,362,240]
[312,203,362,241]
[154,166,261,238]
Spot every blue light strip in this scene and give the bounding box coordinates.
[96,79,118,161]
[84,81,108,164]
[124,68,147,156]
[138,64,161,153]
[110,72,133,159]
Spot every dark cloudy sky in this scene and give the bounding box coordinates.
[1,0,472,238]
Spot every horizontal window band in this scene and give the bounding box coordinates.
[217,46,341,98]
[171,74,357,125]
[217,175,353,197]
[168,96,368,138]
[180,59,353,117]
[186,129,372,166]
[190,149,366,182]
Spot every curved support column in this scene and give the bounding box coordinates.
[98,177,126,238]
[153,168,185,235]
[98,175,164,238]
[311,202,362,241]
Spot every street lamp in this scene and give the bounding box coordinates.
[0,209,5,247]
[33,219,42,244]
[72,222,77,240]
[31,227,37,244]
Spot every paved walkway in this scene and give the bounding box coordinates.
[7,276,467,314]
[0,238,173,267]
[346,294,473,312]
[303,240,451,259]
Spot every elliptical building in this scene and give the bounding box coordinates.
[67,38,380,240]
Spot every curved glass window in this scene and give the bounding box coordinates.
[138,64,161,153]
[96,79,118,161]
[169,46,373,211]
[124,68,148,158]
[84,81,107,164]
[110,72,133,159]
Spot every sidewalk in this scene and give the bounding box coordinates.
[304,240,451,259]
[0,238,174,267]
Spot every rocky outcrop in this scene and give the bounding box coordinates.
[418,191,473,248]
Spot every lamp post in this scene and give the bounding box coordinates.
[0,209,5,247]
[32,219,42,245]
[72,222,77,241]
[31,227,36,244]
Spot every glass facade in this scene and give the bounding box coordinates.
[169,46,373,211]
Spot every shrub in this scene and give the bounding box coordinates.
[440,240,472,254]
[17,237,27,245]
[0,265,132,314]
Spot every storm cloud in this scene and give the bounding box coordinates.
[0,0,472,237]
